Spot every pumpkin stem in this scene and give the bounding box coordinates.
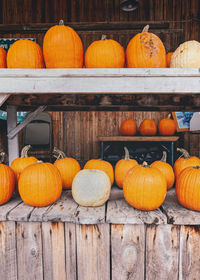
[21,145,31,158]
[36,160,43,164]
[161,151,167,162]
[59,19,64,25]
[0,151,5,164]
[142,25,149,33]
[124,146,130,160]
[53,147,66,160]
[177,148,190,159]
[167,113,171,119]
[193,166,200,169]
[142,161,151,168]
[101,34,107,40]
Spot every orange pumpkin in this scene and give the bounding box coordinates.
[123,162,167,211]
[173,148,200,179]
[0,156,15,205]
[43,19,83,68]
[166,52,173,67]
[84,159,114,186]
[7,39,44,68]
[139,119,157,136]
[0,47,7,68]
[114,147,138,188]
[11,145,38,182]
[120,119,137,136]
[18,162,62,207]
[85,35,125,68]
[158,114,176,136]
[53,147,81,189]
[151,151,175,190]
[176,166,200,211]
[126,25,166,68]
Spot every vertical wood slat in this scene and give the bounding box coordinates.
[179,225,200,279]
[65,223,77,280]
[16,222,43,280]
[0,222,17,280]
[42,222,66,280]
[111,224,145,280]
[76,224,110,280]
[146,225,180,280]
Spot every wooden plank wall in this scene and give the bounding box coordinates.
[0,0,200,161]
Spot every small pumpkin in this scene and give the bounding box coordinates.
[126,25,166,68]
[170,40,200,68]
[166,52,173,67]
[43,19,83,68]
[0,47,7,68]
[123,161,167,211]
[7,39,45,68]
[11,145,38,182]
[18,162,62,207]
[173,148,200,179]
[83,159,114,186]
[176,166,200,211]
[85,35,125,68]
[72,169,111,207]
[114,147,138,188]
[151,151,175,190]
[120,119,137,136]
[158,114,176,136]
[139,119,157,136]
[0,152,15,205]
[53,147,81,189]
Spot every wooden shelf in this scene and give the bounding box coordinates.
[98,136,180,142]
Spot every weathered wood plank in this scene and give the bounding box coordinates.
[43,190,106,224]
[107,187,167,225]
[179,225,200,279]
[76,224,110,280]
[65,223,77,280]
[146,225,179,280]
[111,224,145,280]
[99,136,179,142]
[0,196,22,221]
[29,204,53,222]
[162,189,200,225]
[42,222,66,280]
[0,222,17,280]
[7,202,34,222]
[16,222,43,279]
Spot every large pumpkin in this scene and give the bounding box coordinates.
[120,119,137,136]
[18,162,62,207]
[151,151,175,190]
[176,166,200,211]
[7,39,44,68]
[0,47,7,68]
[0,153,15,205]
[72,169,111,207]
[123,162,167,211]
[115,147,138,188]
[158,114,176,136]
[173,148,200,179]
[85,35,125,68]
[53,147,81,189]
[170,40,200,68]
[139,119,157,136]
[43,20,83,68]
[84,159,114,186]
[11,145,38,183]
[126,25,166,68]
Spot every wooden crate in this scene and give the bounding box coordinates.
[1,188,200,280]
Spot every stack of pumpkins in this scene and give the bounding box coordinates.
[1,143,200,213]
[0,21,200,68]
[120,114,176,136]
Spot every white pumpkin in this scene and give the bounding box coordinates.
[72,169,111,207]
[170,40,200,68]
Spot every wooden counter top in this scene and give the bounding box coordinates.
[1,187,200,225]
